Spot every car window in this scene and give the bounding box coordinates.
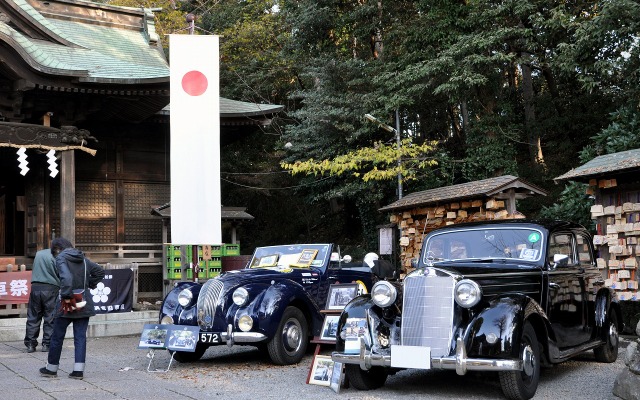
[576,233,593,264]
[249,244,331,269]
[548,233,574,265]
[423,227,543,262]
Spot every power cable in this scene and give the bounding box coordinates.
[221,176,332,190]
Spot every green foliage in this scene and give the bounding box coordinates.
[111,0,640,247]
[539,182,594,231]
[462,135,518,181]
[282,139,438,182]
[579,105,640,163]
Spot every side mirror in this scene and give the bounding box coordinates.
[411,258,418,268]
[552,254,569,268]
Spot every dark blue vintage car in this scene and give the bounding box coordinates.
[160,243,375,364]
[332,220,622,400]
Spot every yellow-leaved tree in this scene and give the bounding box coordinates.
[281,139,439,183]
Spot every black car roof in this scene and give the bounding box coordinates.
[426,219,587,234]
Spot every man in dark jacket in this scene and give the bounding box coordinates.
[39,237,104,380]
[24,247,60,353]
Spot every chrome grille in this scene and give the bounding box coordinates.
[197,278,224,328]
[401,273,455,357]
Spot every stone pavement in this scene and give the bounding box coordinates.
[0,334,634,400]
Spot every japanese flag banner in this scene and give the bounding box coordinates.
[169,35,222,244]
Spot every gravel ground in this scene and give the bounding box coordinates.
[79,334,633,400]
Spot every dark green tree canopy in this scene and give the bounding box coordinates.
[109,0,640,248]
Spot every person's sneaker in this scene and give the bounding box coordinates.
[41,344,49,352]
[68,371,83,380]
[26,345,36,353]
[39,367,57,377]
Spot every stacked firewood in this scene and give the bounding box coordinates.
[389,198,525,277]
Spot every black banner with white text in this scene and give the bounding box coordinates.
[92,268,133,313]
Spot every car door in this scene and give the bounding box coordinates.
[575,230,605,340]
[546,231,590,347]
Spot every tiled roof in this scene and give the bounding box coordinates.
[2,0,168,82]
[379,175,547,212]
[554,148,640,181]
[159,98,283,118]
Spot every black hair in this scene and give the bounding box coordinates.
[51,237,73,257]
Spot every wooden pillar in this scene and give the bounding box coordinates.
[231,223,237,244]
[506,188,517,214]
[60,150,75,245]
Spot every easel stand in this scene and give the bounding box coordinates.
[146,349,175,372]
[306,309,349,390]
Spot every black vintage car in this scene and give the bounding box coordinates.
[160,244,375,364]
[332,220,622,400]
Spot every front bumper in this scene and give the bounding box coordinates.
[332,337,523,375]
[198,324,268,347]
[218,324,267,346]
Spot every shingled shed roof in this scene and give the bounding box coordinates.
[554,148,640,182]
[151,203,254,222]
[379,175,547,212]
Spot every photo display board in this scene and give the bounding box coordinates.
[138,324,200,352]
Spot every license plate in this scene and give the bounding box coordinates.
[391,345,431,369]
[199,332,222,343]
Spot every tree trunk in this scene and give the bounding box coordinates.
[521,56,546,170]
[371,2,384,60]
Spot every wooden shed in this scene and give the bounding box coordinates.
[555,148,640,302]
[379,175,548,273]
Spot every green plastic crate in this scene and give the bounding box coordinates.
[207,267,222,279]
[166,267,182,280]
[223,244,240,256]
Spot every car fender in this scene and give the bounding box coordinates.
[255,280,320,339]
[334,294,376,352]
[464,294,551,359]
[595,287,623,335]
[160,281,202,325]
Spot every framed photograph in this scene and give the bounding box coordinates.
[343,317,367,354]
[138,324,169,349]
[329,361,344,393]
[256,254,278,267]
[308,355,334,386]
[166,325,200,352]
[293,249,318,267]
[325,283,359,310]
[320,314,340,341]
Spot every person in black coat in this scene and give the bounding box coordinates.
[39,237,104,380]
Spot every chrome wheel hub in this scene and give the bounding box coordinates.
[609,323,618,348]
[522,344,535,376]
[284,321,301,352]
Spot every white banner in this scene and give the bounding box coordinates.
[169,35,221,244]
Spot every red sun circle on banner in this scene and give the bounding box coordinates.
[181,70,208,96]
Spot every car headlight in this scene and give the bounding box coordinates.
[178,288,193,307]
[238,315,253,331]
[454,279,482,308]
[371,281,397,308]
[232,287,249,306]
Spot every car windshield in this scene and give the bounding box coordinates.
[423,227,544,263]
[249,244,331,269]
